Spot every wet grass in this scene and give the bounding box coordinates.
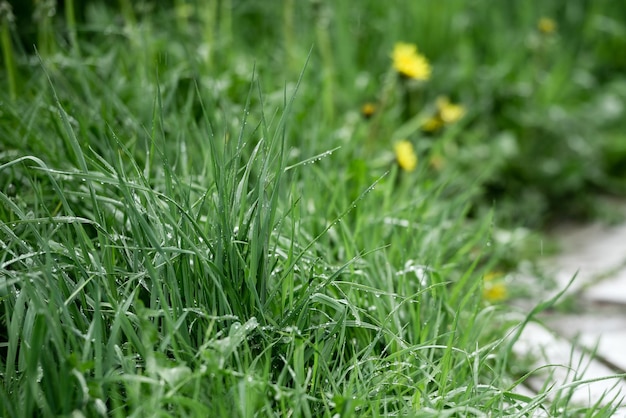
[1,1,625,416]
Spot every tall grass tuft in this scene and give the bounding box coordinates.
[1,1,625,416]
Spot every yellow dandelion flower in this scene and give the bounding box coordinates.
[361,102,377,119]
[538,17,557,35]
[422,116,443,132]
[483,272,508,302]
[483,282,508,302]
[436,96,465,124]
[394,140,418,172]
[484,271,502,282]
[392,42,431,81]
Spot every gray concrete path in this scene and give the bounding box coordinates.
[514,212,626,414]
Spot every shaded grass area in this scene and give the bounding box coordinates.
[1,1,626,416]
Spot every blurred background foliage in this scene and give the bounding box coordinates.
[3,0,626,228]
[2,2,626,415]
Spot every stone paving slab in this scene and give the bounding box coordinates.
[543,311,626,378]
[583,266,626,305]
[515,322,626,410]
[545,221,626,294]
[579,331,626,373]
[514,205,626,413]
[545,312,626,341]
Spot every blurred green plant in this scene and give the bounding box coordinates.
[1,0,626,416]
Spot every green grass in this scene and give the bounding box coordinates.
[1,1,626,416]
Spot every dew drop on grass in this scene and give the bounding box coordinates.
[93,399,107,416]
[243,318,258,331]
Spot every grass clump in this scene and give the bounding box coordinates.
[1,1,625,416]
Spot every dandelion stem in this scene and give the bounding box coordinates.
[314,6,335,123]
[283,0,296,72]
[118,0,136,26]
[0,12,17,100]
[203,0,218,69]
[35,0,56,57]
[65,0,78,53]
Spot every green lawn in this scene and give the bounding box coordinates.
[1,1,626,416]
